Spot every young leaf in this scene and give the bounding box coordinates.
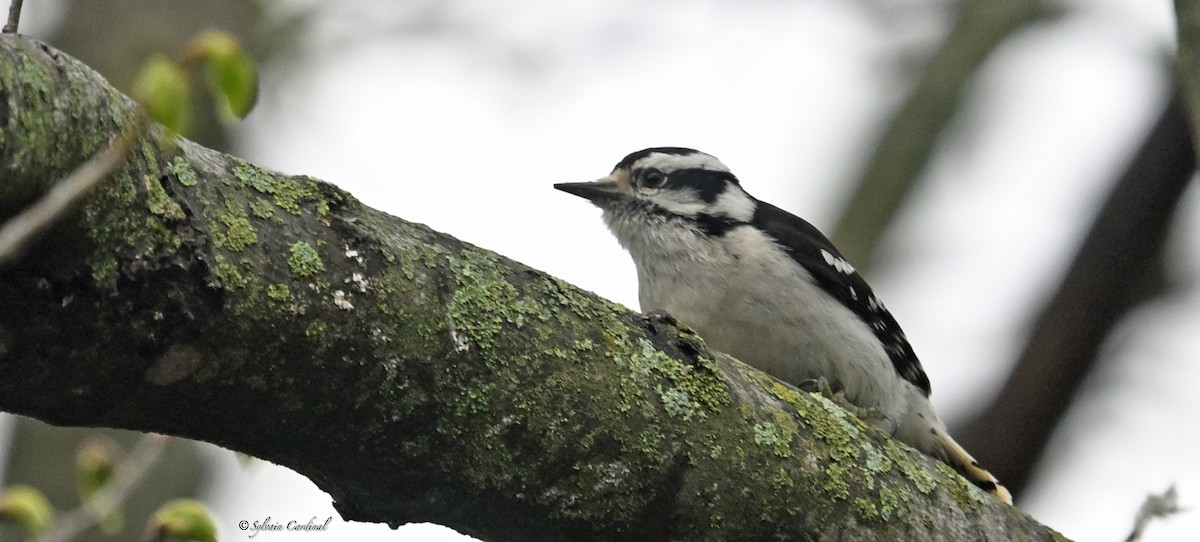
[132,55,191,134]
[147,499,217,542]
[0,485,55,535]
[188,30,259,119]
[76,437,117,501]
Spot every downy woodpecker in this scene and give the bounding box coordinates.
[555,147,1011,504]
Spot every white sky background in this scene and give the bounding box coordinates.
[7,0,1198,541]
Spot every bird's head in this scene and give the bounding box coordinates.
[554,147,756,235]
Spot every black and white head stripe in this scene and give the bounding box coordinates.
[751,201,932,395]
[610,148,756,231]
[614,147,733,174]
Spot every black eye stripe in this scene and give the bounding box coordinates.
[631,168,738,196]
[668,169,738,203]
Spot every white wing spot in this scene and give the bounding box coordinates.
[868,296,886,312]
[821,249,856,275]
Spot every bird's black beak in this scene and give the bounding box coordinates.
[554,176,628,204]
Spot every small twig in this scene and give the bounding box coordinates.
[1124,484,1185,542]
[3,0,24,33]
[0,119,146,266]
[36,434,172,542]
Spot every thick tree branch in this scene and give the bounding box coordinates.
[0,36,1061,541]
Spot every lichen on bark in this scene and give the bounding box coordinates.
[0,35,1065,541]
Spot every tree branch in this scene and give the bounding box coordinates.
[2,0,22,34]
[0,119,144,265]
[0,35,1062,541]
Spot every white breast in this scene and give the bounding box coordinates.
[606,215,911,418]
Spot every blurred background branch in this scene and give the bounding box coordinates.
[3,0,22,33]
[955,93,1195,497]
[830,0,1194,504]
[831,0,1054,271]
[37,434,170,542]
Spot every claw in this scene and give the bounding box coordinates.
[800,376,895,435]
[796,377,823,393]
[640,310,678,327]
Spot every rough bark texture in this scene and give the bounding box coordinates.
[0,36,1064,541]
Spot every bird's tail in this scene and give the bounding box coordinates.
[934,426,1013,505]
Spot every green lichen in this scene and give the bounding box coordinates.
[572,338,595,351]
[228,215,257,249]
[304,320,327,338]
[443,250,556,353]
[761,375,955,517]
[90,258,119,282]
[940,462,987,510]
[876,485,906,521]
[249,199,275,219]
[767,467,793,490]
[416,244,449,268]
[208,196,258,251]
[765,379,863,463]
[822,462,852,500]
[921,512,936,531]
[658,386,701,421]
[168,156,198,186]
[233,160,317,215]
[864,445,892,473]
[315,198,332,223]
[79,167,181,274]
[288,242,325,278]
[266,283,290,301]
[752,422,791,458]
[896,453,937,495]
[140,141,160,178]
[449,277,521,350]
[854,497,879,520]
[4,52,56,171]
[144,175,184,220]
[216,214,257,251]
[213,261,247,290]
[613,337,729,422]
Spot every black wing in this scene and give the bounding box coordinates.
[751,201,932,396]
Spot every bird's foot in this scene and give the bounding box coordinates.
[640,310,678,327]
[798,376,894,433]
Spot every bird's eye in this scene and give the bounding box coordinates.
[642,169,667,188]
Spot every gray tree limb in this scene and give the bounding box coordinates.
[0,36,1062,541]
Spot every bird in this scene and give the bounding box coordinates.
[554,147,1012,504]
